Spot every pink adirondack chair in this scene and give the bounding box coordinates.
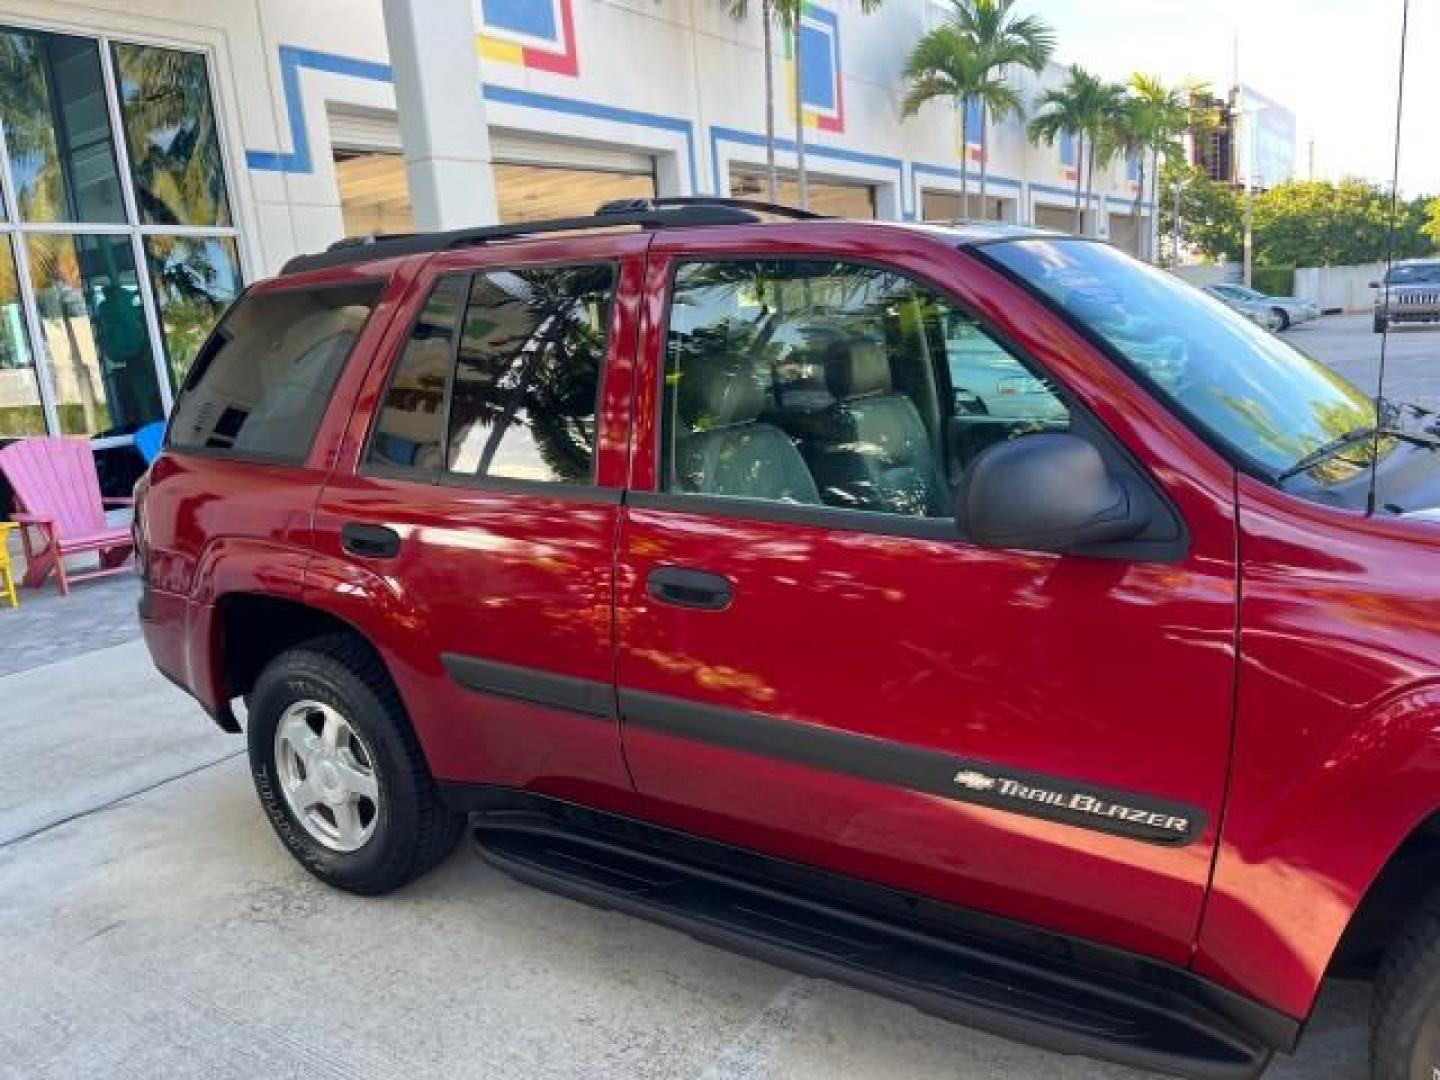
[0,437,134,595]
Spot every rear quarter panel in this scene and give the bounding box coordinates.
[138,258,418,710]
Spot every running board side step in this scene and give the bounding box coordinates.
[470,804,1282,1080]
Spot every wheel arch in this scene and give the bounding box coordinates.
[1331,807,1440,978]
[215,592,381,705]
[1199,681,1440,1017]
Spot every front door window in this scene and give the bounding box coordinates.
[661,258,1069,519]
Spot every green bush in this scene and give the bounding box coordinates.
[1252,264,1296,298]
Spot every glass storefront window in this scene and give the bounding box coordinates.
[143,235,241,388]
[26,232,162,435]
[0,28,126,223]
[0,25,241,458]
[111,42,231,227]
[0,236,43,436]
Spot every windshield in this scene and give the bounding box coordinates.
[1386,263,1440,286]
[982,239,1377,479]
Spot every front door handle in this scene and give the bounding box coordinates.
[646,566,734,611]
[341,522,401,559]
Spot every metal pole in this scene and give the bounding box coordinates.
[1242,108,1254,288]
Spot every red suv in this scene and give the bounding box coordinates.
[136,199,1440,1080]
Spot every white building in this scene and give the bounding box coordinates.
[0,0,1153,461]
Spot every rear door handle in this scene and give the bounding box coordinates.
[646,566,734,611]
[341,522,401,559]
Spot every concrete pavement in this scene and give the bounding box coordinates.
[0,312,1412,1078]
[1284,312,1440,405]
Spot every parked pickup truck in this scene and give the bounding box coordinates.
[137,198,1440,1080]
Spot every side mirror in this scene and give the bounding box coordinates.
[958,433,1149,553]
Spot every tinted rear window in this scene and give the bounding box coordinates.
[169,282,383,462]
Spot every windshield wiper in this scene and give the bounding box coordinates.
[1278,425,1440,481]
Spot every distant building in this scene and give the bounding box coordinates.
[1189,91,1235,183]
[1236,85,1298,190]
[1188,85,1296,191]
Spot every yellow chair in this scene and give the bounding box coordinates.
[0,521,18,609]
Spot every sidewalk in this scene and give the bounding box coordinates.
[0,574,143,677]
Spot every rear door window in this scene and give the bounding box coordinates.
[169,281,383,462]
[367,276,467,474]
[446,265,614,485]
[365,263,615,486]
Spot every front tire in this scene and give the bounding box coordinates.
[1371,890,1440,1079]
[1375,314,1389,334]
[247,634,464,894]
[1273,308,1291,331]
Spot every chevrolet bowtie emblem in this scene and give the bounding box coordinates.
[953,770,997,792]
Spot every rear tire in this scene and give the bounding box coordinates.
[247,634,464,894]
[1371,889,1440,1080]
[1273,308,1291,331]
[1375,314,1389,334]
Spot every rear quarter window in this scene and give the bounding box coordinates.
[168,281,384,462]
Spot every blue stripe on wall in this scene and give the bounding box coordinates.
[246,47,393,173]
[245,46,698,195]
[481,84,698,193]
[243,45,1152,217]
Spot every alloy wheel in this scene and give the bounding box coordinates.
[273,700,380,852]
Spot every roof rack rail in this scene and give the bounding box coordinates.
[280,199,810,276]
[595,196,828,221]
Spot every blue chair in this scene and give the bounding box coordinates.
[133,421,166,465]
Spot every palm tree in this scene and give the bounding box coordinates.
[943,0,1054,219]
[777,0,883,210]
[902,31,994,220]
[719,1,781,201]
[1122,74,1191,260]
[1029,66,1124,235]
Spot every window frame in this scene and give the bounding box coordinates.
[0,19,248,446]
[164,277,385,466]
[646,252,1079,542]
[360,260,621,497]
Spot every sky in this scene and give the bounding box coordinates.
[1030,0,1436,195]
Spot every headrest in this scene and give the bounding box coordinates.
[677,360,766,429]
[824,338,892,399]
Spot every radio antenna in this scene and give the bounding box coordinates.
[1368,0,1411,515]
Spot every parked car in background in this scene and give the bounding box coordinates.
[1202,284,1315,331]
[1205,283,1319,330]
[138,199,1440,1080]
[1372,259,1440,333]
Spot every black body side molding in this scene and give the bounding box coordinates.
[440,653,615,719]
[621,690,1206,846]
[451,788,1297,1080]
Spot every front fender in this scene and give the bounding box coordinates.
[1197,681,1440,1018]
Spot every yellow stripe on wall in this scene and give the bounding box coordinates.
[477,35,524,65]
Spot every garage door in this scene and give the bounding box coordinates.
[921,190,1014,223]
[328,109,657,230]
[1034,203,1084,234]
[730,166,876,218]
[1109,213,1141,255]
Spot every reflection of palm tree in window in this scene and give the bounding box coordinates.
[448,267,613,483]
[112,43,230,227]
[144,236,240,386]
[26,236,101,432]
[0,33,60,218]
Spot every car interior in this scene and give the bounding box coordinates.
[664,260,1069,519]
